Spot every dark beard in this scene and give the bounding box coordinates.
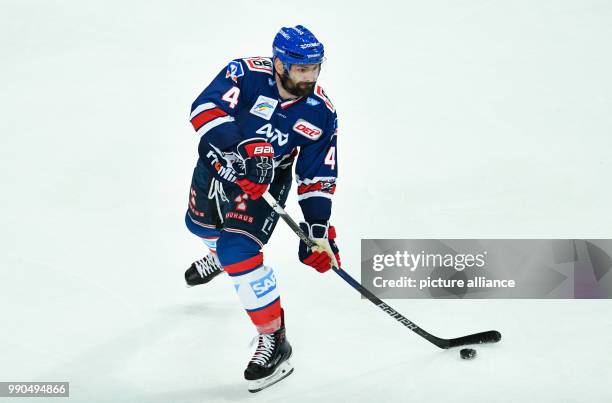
[278,70,315,98]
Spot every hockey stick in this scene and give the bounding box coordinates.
[262,191,502,349]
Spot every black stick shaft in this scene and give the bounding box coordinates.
[261,192,502,349]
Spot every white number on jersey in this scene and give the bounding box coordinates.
[324,146,336,170]
[222,87,240,109]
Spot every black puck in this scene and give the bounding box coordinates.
[460,348,477,360]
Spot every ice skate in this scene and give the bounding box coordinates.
[184,254,224,287]
[245,326,293,393]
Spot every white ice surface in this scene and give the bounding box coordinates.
[1,1,612,402]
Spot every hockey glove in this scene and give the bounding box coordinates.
[298,221,341,273]
[235,138,275,200]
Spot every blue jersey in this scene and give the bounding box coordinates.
[189,57,338,223]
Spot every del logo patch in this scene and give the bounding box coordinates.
[250,95,278,120]
[293,119,323,140]
[243,57,273,74]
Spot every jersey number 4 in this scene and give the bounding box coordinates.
[324,146,336,170]
[222,87,240,109]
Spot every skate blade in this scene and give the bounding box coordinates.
[185,282,208,288]
[247,360,294,393]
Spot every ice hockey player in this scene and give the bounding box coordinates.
[183,25,341,392]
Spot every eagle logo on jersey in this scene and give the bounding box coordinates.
[225,60,244,83]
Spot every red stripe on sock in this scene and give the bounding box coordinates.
[247,299,281,326]
[223,253,264,275]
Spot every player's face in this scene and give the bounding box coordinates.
[280,63,321,97]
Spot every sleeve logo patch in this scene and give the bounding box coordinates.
[249,95,278,120]
[243,57,273,74]
[306,97,320,106]
[293,119,323,140]
[225,60,244,83]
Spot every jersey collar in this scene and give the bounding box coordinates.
[280,97,303,109]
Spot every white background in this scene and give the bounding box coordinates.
[1,0,611,402]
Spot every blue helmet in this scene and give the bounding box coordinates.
[272,25,325,68]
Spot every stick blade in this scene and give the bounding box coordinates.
[445,330,502,349]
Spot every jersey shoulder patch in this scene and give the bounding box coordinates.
[242,57,273,75]
[225,59,245,83]
[313,84,335,113]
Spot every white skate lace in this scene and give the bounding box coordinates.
[250,334,275,366]
[194,254,222,277]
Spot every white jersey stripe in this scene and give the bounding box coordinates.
[296,176,337,185]
[297,191,334,201]
[196,116,236,139]
[190,102,218,120]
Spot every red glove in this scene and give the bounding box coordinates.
[299,222,341,273]
[235,138,274,200]
[235,179,269,200]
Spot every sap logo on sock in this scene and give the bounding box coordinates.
[249,269,277,298]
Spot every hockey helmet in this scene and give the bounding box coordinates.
[272,25,325,70]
